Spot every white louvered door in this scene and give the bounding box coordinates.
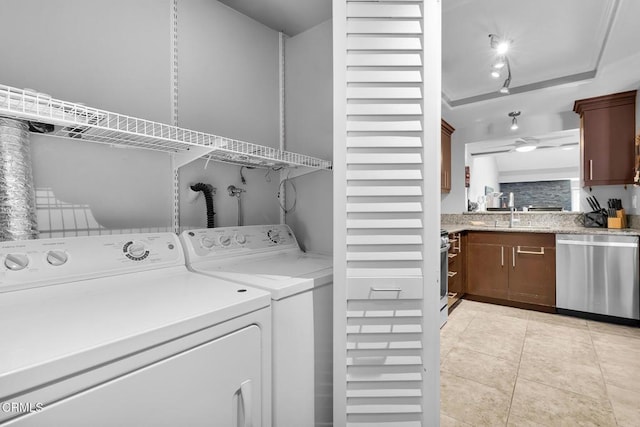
[333,1,442,426]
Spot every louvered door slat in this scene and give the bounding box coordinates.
[346,53,423,67]
[347,20,423,34]
[347,104,423,116]
[347,4,423,17]
[347,71,422,83]
[347,136,423,147]
[346,187,423,197]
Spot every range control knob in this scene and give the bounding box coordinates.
[123,241,149,261]
[235,234,247,245]
[4,253,29,271]
[46,250,68,266]
[200,236,216,249]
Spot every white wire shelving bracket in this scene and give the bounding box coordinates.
[0,84,333,174]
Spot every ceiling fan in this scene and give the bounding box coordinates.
[471,136,579,156]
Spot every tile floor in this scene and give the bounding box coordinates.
[440,299,640,426]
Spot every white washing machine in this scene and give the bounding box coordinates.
[0,233,271,427]
[180,224,333,427]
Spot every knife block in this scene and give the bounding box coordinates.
[584,212,606,228]
[607,209,627,229]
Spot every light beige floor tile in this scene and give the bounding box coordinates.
[440,371,511,426]
[509,378,616,426]
[587,320,640,339]
[591,332,640,370]
[527,310,588,330]
[522,332,598,365]
[441,347,518,393]
[440,413,471,427]
[441,310,475,337]
[464,313,527,346]
[600,361,640,393]
[506,414,546,426]
[606,383,640,427]
[457,326,525,362]
[517,350,607,400]
[526,319,592,344]
[440,335,455,363]
[467,301,531,320]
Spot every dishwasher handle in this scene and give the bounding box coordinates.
[557,239,638,248]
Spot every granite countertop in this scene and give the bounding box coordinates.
[442,223,640,236]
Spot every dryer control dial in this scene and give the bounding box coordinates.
[124,241,149,261]
[46,250,68,266]
[218,235,232,247]
[235,234,247,245]
[200,236,216,249]
[4,253,29,271]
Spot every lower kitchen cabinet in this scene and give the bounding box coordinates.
[467,232,556,309]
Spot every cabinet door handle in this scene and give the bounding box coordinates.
[501,246,504,266]
[590,159,593,180]
[517,246,545,255]
[371,287,402,292]
[512,247,515,268]
[448,271,457,277]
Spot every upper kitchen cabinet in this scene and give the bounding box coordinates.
[573,90,637,187]
[441,119,455,193]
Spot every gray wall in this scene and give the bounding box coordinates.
[500,180,572,211]
[284,20,333,253]
[0,0,282,235]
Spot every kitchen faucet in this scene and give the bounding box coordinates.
[509,207,520,228]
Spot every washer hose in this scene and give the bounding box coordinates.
[190,183,216,228]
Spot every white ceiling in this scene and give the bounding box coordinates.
[217,0,331,36]
[217,0,640,135]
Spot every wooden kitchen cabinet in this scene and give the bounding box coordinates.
[441,119,455,193]
[466,232,556,310]
[467,233,509,300]
[573,90,637,187]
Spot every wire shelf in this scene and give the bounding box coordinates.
[0,84,332,171]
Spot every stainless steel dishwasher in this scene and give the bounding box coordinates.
[556,234,639,320]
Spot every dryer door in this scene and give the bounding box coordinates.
[6,326,262,427]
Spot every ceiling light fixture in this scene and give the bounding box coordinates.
[508,111,520,130]
[489,34,513,94]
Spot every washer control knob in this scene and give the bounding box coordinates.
[46,250,68,266]
[126,242,148,259]
[235,234,247,245]
[218,235,232,247]
[4,253,29,271]
[267,229,281,243]
[200,236,216,249]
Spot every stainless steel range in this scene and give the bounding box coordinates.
[440,230,449,327]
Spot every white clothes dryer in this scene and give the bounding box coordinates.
[0,233,271,427]
[180,224,333,427]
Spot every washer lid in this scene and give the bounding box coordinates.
[0,266,270,398]
[190,251,333,300]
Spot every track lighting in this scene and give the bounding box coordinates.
[489,34,513,94]
[508,111,520,130]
